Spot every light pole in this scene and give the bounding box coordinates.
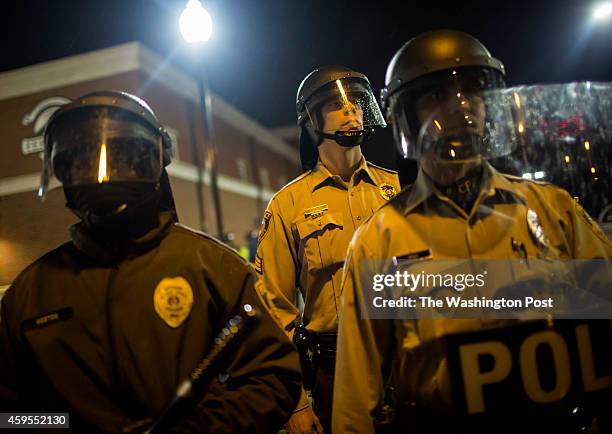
[180,0,225,239]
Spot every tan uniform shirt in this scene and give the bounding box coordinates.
[333,162,612,434]
[255,157,399,337]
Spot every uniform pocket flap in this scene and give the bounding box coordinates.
[294,212,344,240]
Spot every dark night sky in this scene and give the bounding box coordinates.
[3,0,612,128]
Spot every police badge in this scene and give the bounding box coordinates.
[154,277,194,328]
[527,209,550,248]
[379,183,397,201]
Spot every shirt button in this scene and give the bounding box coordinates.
[318,220,322,227]
[356,215,361,221]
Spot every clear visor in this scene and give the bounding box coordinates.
[392,68,509,160]
[415,82,612,173]
[39,108,162,197]
[412,82,611,237]
[414,87,515,161]
[304,78,386,133]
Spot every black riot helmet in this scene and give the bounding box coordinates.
[381,30,508,185]
[40,91,178,228]
[296,65,387,171]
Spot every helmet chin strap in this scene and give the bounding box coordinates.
[316,128,374,147]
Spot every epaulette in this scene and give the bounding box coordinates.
[267,170,313,202]
[366,161,398,174]
[173,224,250,264]
[502,172,552,186]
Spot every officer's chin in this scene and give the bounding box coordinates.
[420,152,483,186]
[441,123,483,137]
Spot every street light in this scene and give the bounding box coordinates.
[179,0,213,43]
[593,2,612,20]
[180,0,225,239]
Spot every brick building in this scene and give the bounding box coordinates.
[0,42,300,290]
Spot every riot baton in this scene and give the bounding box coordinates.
[144,304,259,434]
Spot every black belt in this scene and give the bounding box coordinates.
[308,332,337,376]
[309,332,337,354]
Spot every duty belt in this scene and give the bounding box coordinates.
[310,332,337,361]
[294,325,338,387]
[306,331,337,378]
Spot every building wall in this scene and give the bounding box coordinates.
[0,43,300,287]
[0,189,77,285]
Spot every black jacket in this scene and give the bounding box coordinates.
[0,213,301,433]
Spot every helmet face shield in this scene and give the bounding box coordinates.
[409,82,611,215]
[40,107,163,196]
[413,89,516,162]
[304,78,386,133]
[389,67,507,160]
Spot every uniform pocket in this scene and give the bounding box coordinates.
[295,212,343,240]
[294,212,344,270]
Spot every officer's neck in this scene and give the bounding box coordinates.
[318,140,362,182]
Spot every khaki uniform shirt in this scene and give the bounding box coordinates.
[255,157,399,337]
[333,162,612,434]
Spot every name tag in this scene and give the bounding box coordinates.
[21,307,74,332]
[392,249,432,265]
[304,204,329,219]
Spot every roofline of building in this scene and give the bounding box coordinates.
[0,42,299,165]
[270,124,299,142]
[0,161,276,202]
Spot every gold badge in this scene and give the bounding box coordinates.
[379,183,397,200]
[154,277,194,328]
[258,210,273,244]
[527,209,550,248]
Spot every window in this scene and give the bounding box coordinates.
[259,168,270,189]
[236,158,249,182]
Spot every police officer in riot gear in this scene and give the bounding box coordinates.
[0,91,302,433]
[298,66,383,171]
[38,91,178,232]
[333,30,612,434]
[256,66,399,433]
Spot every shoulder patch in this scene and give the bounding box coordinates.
[258,210,273,244]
